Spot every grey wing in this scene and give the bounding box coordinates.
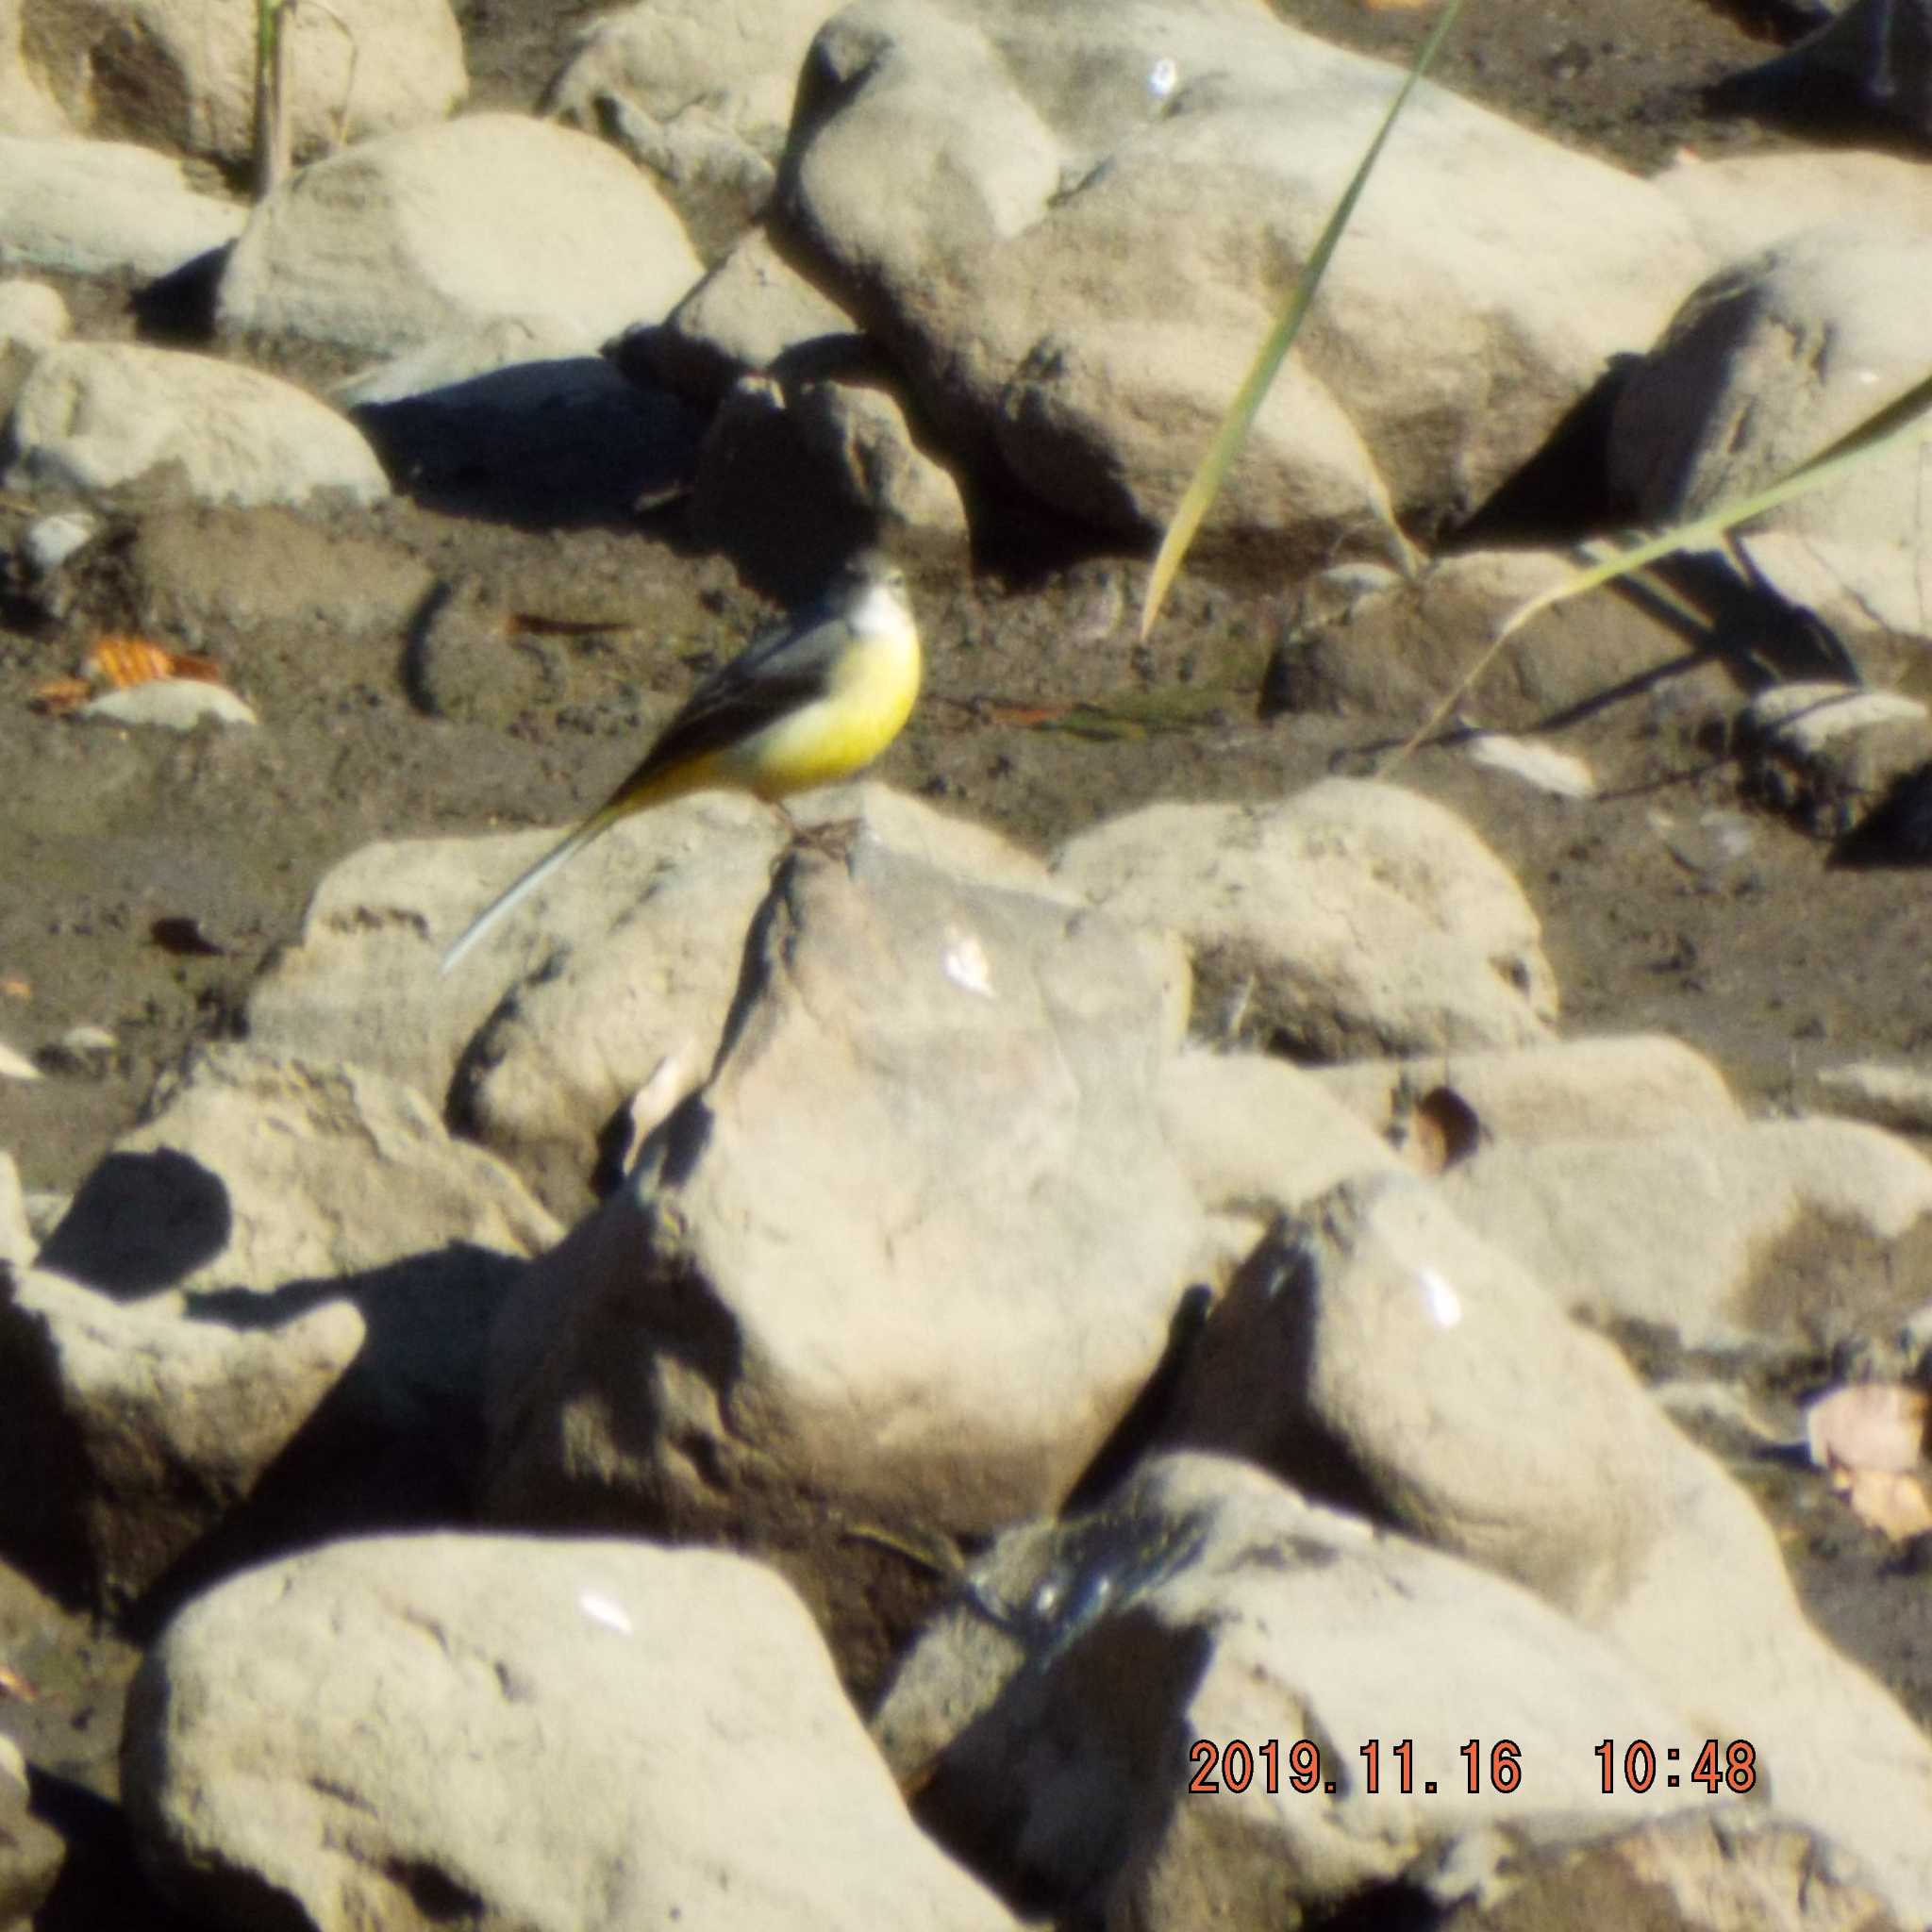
[608,603,854,800]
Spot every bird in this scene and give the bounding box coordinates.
[441,549,920,974]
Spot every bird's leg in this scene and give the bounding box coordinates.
[770,800,865,862]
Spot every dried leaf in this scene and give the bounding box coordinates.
[86,636,225,690]
[0,976,28,1000]
[1838,1467,1932,1542]
[1806,1383,1929,1474]
[0,1660,37,1702]
[29,675,92,715]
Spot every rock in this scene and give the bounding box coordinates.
[482,841,1201,1658]
[1054,779,1557,1059]
[79,679,259,731]
[23,0,466,170]
[344,328,703,525]
[1653,150,1932,264]
[1311,1034,1742,1150]
[639,225,865,402]
[1609,227,1932,656]
[37,1025,115,1079]
[0,0,68,135]
[774,0,1707,552]
[2,276,72,349]
[37,1043,558,1300]
[0,135,243,279]
[3,342,389,509]
[124,1535,1019,1932]
[1802,1059,1932,1137]
[1434,1813,1905,1932]
[688,370,968,597]
[572,97,778,263]
[123,505,435,641]
[19,509,97,579]
[0,1728,64,1926]
[217,112,706,356]
[1439,1115,1932,1349]
[1462,731,1596,798]
[876,1452,1713,1928]
[0,276,67,420]
[541,0,842,153]
[0,1265,365,1607]
[1156,1178,1932,1923]
[1268,549,1744,726]
[0,1041,39,1083]
[1738,681,1932,839]
[9,1048,558,1607]
[1158,1047,1400,1277]
[0,1152,29,1267]
[257,785,1070,1208]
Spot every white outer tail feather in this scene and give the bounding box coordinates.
[439,818,611,975]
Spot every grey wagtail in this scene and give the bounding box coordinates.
[441,549,919,974]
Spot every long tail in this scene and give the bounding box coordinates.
[440,802,625,975]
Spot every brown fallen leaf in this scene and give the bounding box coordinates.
[29,675,92,715]
[0,976,28,1000]
[0,1660,37,1702]
[1806,1382,1929,1474]
[86,635,225,690]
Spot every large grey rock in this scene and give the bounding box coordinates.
[1440,1116,1932,1349]
[38,1043,558,1300]
[483,841,1200,1629]
[0,135,243,278]
[3,342,388,508]
[259,785,1071,1211]
[1158,1047,1399,1278]
[0,1264,364,1607]
[125,1534,1019,1932]
[9,1047,558,1605]
[774,0,1707,552]
[646,225,863,400]
[1652,150,1932,263]
[541,0,843,255]
[23,0,465,169]
[1435,1814,1905,1932]
[1158,1176,1932,1922]
[877,1453,1714,1928]
[1312,1033,1742,1149]
[217,113,705,355]
[1610,226,1932,650]
[1055,780,1557,1058]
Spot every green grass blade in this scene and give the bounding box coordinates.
[1140,0,1467,641]
[1383,365,1932,771]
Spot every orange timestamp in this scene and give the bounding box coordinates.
[1188,1737,1757,1798]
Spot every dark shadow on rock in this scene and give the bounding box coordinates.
[129,244,230,345]
[908,1610,1213,1922]
[119,1242,524,1639]
[1706,0,1932,149]
[37,1151,233,1298]
[1062,1284,1214,1515]
[1454,357,1635,550]
[25,1769,208,1932]
[351,357,706,529]
[1830,761,1932,867]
